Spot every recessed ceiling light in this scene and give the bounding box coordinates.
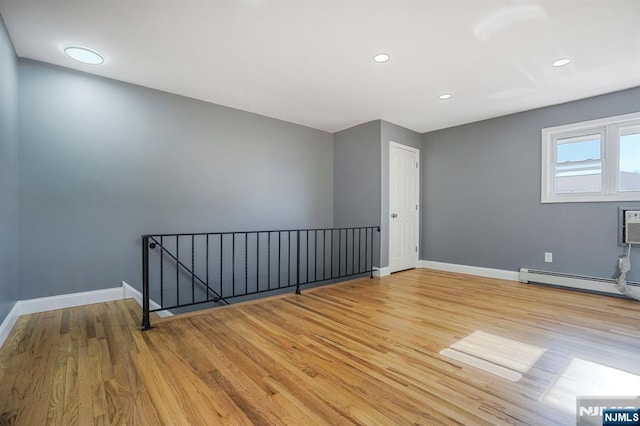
[373,53,390,63]
[552,58,571,67]
[439,93,452,100]
[64,46,104,65]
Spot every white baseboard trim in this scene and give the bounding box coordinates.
[373,266,391,277]
[122,281,173,318]
[0,281,173,349]
[17,287,124,317]
[418,260,519,282]
[0,286,123,349]
[0,302,21,351]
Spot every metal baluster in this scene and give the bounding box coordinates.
[206,234,209,301]
[176,235,180,306]
[371,227,378,278]
[305,229,309,282]
[191,235,195,304]
[141,235,151,330]
[331,229,334,279]
[365,228,369,274]
[314,229,318,282]
[358,228,361,273]
[288,231,292,286]
[352,228,355,275]
[245,233,248,295]
[322,229,327,281]
[295,230,301,294]
[160,236,164,308]
[268,231,271,290]
[256,232,260,292]
[338,229,342,277]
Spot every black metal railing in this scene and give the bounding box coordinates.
[141,226,380,329]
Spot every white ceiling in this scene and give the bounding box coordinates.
[1,0,639,133]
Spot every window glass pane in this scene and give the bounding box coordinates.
[620,130,640,192]
[555,136,601,193]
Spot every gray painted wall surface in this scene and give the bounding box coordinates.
[333,120,422,269]
[422,87,640,281]
[333,120,382,265]
[0,17,19,323]
[18,59,333,299]
[333,120,381,228]
[380,121,422,268]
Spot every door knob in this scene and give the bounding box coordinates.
[391,213,398,218]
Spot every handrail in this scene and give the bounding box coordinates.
[141,226,380,329]
[143,226,378,238]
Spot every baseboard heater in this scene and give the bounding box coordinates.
[519,268,640,297]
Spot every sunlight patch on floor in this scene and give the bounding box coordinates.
[440,330,546,382]
[439,348,523,381]
[541,357,640,415]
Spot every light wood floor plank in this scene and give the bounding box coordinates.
[1,268,640,425]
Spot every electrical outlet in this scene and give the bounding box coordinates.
[544,252,553,263]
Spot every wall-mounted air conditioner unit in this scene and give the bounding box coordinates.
[625,211,640,244]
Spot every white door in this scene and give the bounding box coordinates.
[389,142,419,273]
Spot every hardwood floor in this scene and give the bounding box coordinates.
[1,268,639,425]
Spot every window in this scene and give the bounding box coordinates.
[542,112,640,203]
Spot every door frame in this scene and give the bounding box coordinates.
[388,141,420,274]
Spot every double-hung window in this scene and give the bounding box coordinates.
[541,112,640,203]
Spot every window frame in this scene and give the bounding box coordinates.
[541,112,640,203]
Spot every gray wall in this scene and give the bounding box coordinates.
[0,16,19,322]
[422,87,640,281]
[333,120,382,266]
[10,48,640,306]
[333,119,422,269]
[333,120,381,228]
[380,120,422,268]
[18,59,333,299]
